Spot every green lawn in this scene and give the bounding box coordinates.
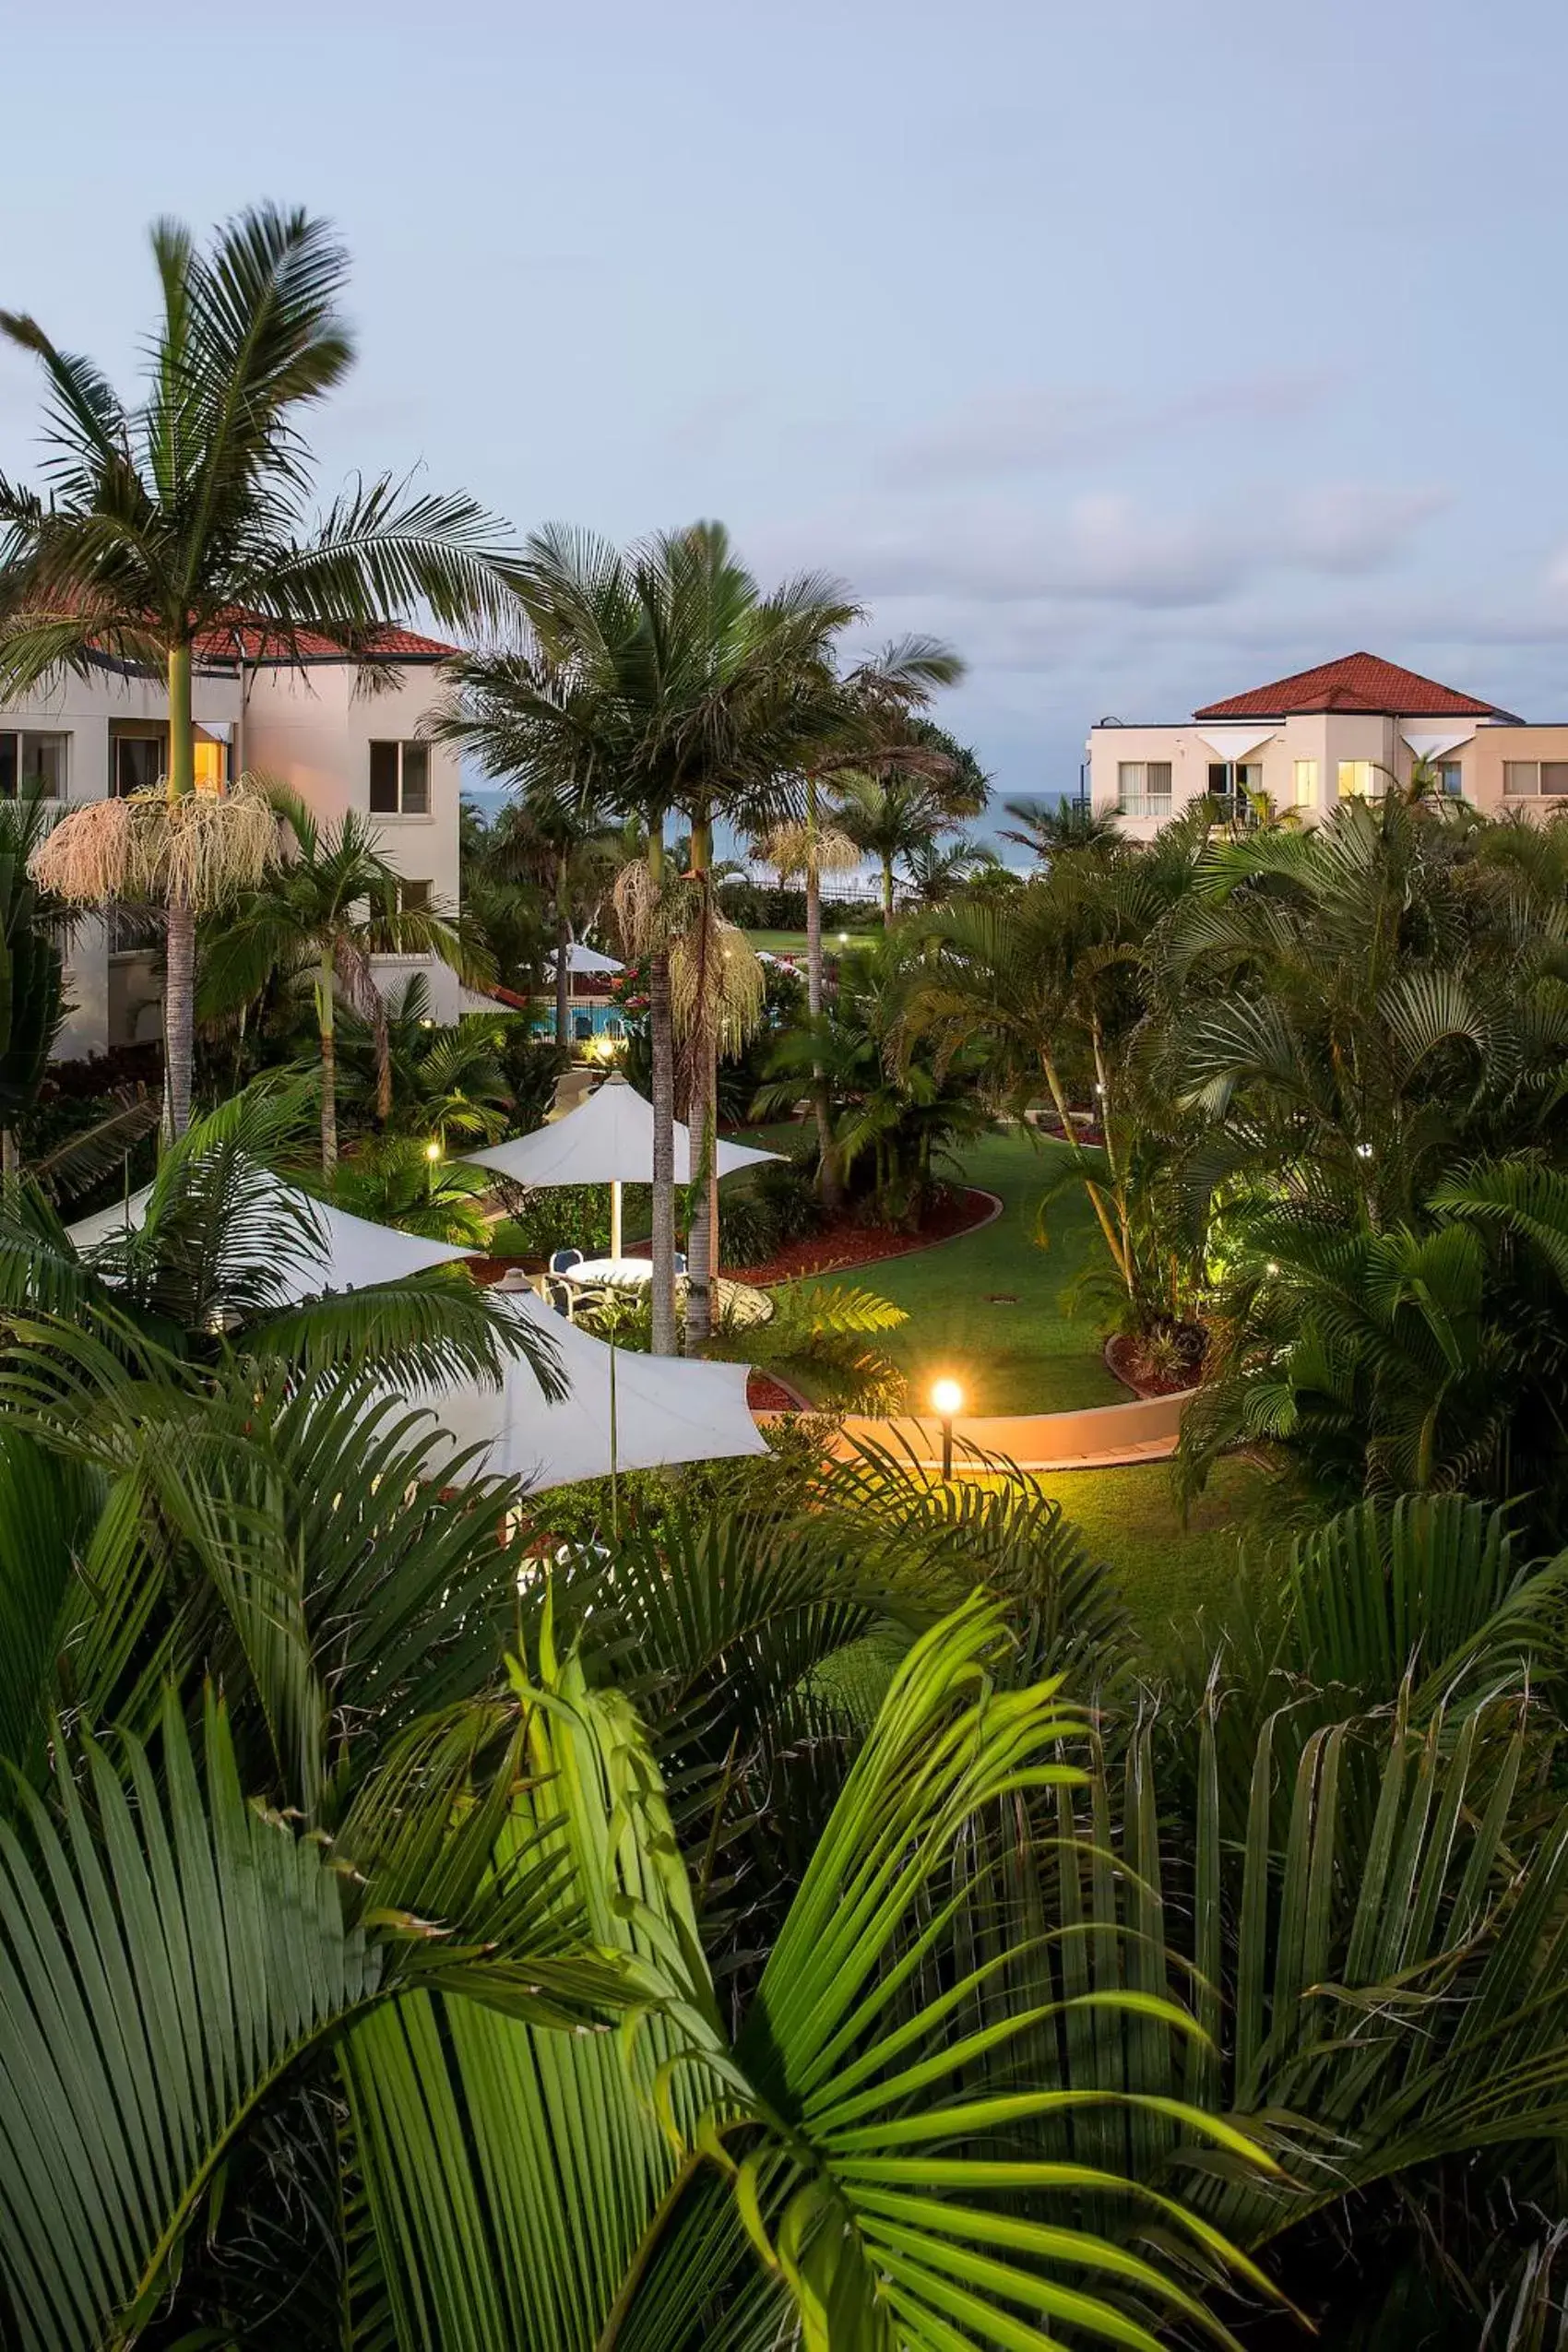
[794,1127,1124,1416]
[1033,1456,1262,1654]
[746,930,882,958]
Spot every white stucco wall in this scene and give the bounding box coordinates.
[243,659,462,1021]
[1087,709,1520,837]
[3,650,463,1056]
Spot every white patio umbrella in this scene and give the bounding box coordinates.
[67,1169,474,1300]
[543,941,624,976]
[411,1289,766,1491]
[462,1072,779,1256]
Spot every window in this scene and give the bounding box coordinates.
[193,736,229,793]
[1437,761,1464,797]
[369,740,431,815]
[1292,759,1319,808]
[398,878,432,914]
[112,729,164,797]
[1117,760,1171,815]
[1503,761,1568,798]
[0,731,67,799]
[109,724,228,797]
[1337,760,1379,800]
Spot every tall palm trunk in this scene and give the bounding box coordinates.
[805,776,840,1212]
[161,640,196,1143]
[684,811,716,1346]
[881,850,895,930]
[647,824,678,1359]
[1,1129,18,1181]
[317,947,339,1172]
[554,849,572,1052]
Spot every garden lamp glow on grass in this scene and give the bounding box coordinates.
[931,1377,963,1481]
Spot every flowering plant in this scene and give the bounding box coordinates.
[609,956,652,1016]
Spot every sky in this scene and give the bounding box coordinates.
[3,0,1568,826]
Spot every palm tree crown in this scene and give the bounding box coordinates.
[0,204,525,1136]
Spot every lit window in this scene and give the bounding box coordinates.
[1337,760,1378,800]
[1292,759,1319,807]
[0,731,67,798]
[369,741,431,815]
[193,737,229,794]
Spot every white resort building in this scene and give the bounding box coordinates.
[1087,651,1568,839]
[4,620,463,1058]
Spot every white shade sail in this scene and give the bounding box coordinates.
[1195,727,1278,763]
[414,1289,767,1490]
[463,1074,780,1187]
[1401,728,1476,762]
[67,1171,473,1302]
[543,942,624,976]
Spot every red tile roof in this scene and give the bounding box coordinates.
[193,616,456,665]
[1194,652,1514,721]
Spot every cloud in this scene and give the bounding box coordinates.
[1283,482,1451,574]
[881,371,1336,487]
[755,477,1447,614]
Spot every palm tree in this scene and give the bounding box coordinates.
[443,523,854,1352]
[0,1083,532,1393]
[839,769,953,927]
[340,968,513,1146]
[999,794,1120,858]
[899,830,995,906]
[0,1275,1267,2352]
[466,790,624,1049]
[324,1130,494,1242]
[912,811,1208,1317]
[756,931,993,1228]
[197,792,480,1171]
[759,637,968,1208]
[0,204,524,1139]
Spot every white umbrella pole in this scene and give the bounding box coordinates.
[610,1178,624,1259]
[609,1329,619,1539]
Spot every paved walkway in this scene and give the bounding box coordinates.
[825,1387,1193,1472]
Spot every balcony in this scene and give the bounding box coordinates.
[1116,794,1172,821]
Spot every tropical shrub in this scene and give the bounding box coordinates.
[715,1148,825,1265]
[492,1180,653,1262]
[757,931,993,1227]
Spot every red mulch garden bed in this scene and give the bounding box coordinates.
[747,1371,806,1412]
[720,1187,998,1287]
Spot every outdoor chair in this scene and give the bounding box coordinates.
[544,1276,576,1319]
[549,1246,585,1275]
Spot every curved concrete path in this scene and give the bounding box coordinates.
[825,1387,1194,1473]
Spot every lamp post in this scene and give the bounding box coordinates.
[424,1136,441,1202]
[931,1378,963,1482]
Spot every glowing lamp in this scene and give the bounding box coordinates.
[932,1378,963,1482]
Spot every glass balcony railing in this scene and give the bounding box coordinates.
[1116,793,1172,820]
